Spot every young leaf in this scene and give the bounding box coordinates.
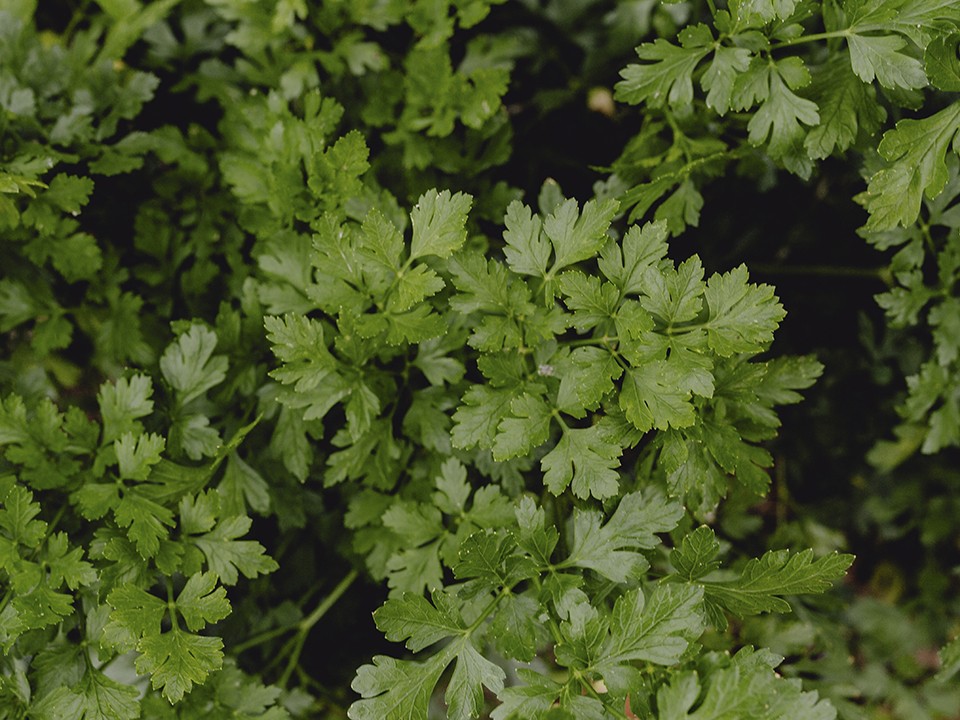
[671,525,722,581]
[409,189,473,260]
[502,200,550,278]
[159,325,228,405]
[97,375,154,444]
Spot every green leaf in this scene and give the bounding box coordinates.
[0,280,38,332]
[513,496,559,568]
[454,529,536,589]
[349,652,448,720]
[657,647,836,719]
[174,571,231,632]
[558,271,619,331]
[42,174,94,214]
[925,33,960,91]
[30,670,140,720]
[596,583,704,672]
[746,60,820,169]
[159,324,228,405]
[702,45,753,116]
[705,549,854,618]
[104,585,168,650]
[391,264,446,312]
[492,393,552,461]
[615,26,713,108]
[564,490,683,581]
[383,501,443,548]
[265,313,351,422]
[107,573,230,702]
[218,453,271,516]
[445,641,506,720]
[541,425,621,500]
[192,516,278,585]
[350,634,505,720]
[556,347,623,417]
[671,525,722,581]
[452,384,516,450]
[937,634,960,682]
[543,197,619,273]
[847,32,927,90]
[12,582,74,632]
[410,189,473,260]
[502,201,550,277]
[0,481,47,549]
[137,630,224,703]
[358,208,404,272]
[489,668,565,720]
[805,56,886,160]
[114,492,175,558]
[597,220,670,295]
[858,103,960,231]
[703,265,785,356]
[115,432,165,481]
[374,592,465,653]
[97,375,154,444]
[45,532,96,590]
[432,458,471,515]
[620,362,697,432]
[640,256,705,324]
[489,592,544,662]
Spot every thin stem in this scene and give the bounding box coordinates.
[576,670,631,720]
[300,568,359,632]
[275,568,359,687]
[165,577,180,631]
[278,631,309,687]
[770,29,851,50]
[63,0,93,43]
[232,622,296,654]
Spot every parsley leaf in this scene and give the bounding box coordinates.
[704,549,854,619]
[562,490,683,581]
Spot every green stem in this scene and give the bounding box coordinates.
[301,568,359,631]
[276,568,359,687]
[165,577,180,631]
[576,670,631,720]
[770,29,851,50]
[63,0,93,43]
[232,622,296,654]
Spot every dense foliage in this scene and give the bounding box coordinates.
[1,0,959,718]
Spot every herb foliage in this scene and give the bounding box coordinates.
[1,1,959,719]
